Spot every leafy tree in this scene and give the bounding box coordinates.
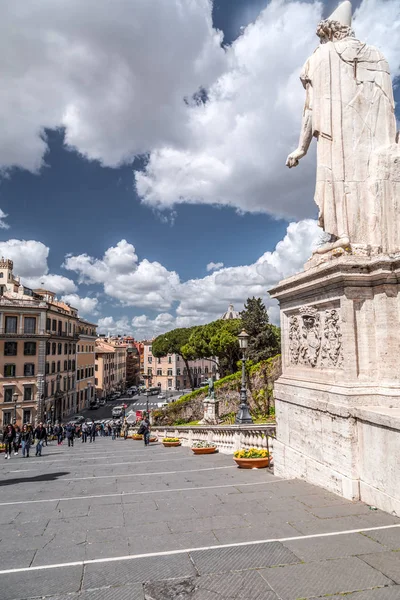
[182,319,242,377]
[152,327,198,390]
[240,297,280,363]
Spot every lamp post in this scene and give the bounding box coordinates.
[12,392,20,424]
[145,391,149,416]
[235,330,253,425]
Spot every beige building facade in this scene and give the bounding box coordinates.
[77,320,97,412]
[143,341,217,391]
[95,338,126,398]
[0,259,97,427]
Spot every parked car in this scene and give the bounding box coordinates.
[99,398,106,406]
[89,401,100,410]
[70,415,85,424]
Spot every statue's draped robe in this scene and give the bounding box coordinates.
[302,39,399,251]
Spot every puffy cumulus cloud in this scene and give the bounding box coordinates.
[0,239,49,277]
[0,238,77,294]
[176,219,321,326]
[0,0,226,172]
[64,240,138,285]
[97,316,132,336]
[206,261,224,272]
[131,313,175,338]
[61,294,99,316]
[136,0,400,219]
[64,241,180,310]
[98,219,320,334]
[23,274,78,295]
[0,209,9,230]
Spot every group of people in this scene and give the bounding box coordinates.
[2,414,152,459]
[53,421,97,447]
[2,422,47,459]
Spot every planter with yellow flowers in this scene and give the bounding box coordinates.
[233,448,270,469]
[162,437,181,447]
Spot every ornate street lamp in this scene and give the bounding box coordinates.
[13,392,20,424]
[235,330,253,425]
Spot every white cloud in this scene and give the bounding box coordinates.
[0,238,77,294]
[96,219,321,334]
[0,239,49,277]
[97,316,132,336]
[64,240,180,310]
[0,0,226,172]
[135,0,400,220]
[175,219,321,326]
[61,293,99,316]
[206,261,224,272]
[0,209,9,230]
[22,274,77,295]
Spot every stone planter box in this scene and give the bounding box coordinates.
[234,457,271,469]
[132,435,143,440]
[163,441,181,447]
[149,437,157,443]
[191,447,217,455]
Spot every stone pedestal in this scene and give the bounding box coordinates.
[270,254,400,513]
[200,396,220,425]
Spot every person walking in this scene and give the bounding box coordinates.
[13,425,21,456]
[21,424,33,458]
[34,422,46,457]
[123,419,129,440]
[81,421,88,443]
[65,423,75,447]
[111,422,118,441]
[3,424,15,459]
[89,422,96,443]
[138,415,151,446]
[55,423,64,445]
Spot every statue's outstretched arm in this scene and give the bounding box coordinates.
[286,84,313,168]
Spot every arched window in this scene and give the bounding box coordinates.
[205,366,209,374]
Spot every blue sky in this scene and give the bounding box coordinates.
[0,0,399,338]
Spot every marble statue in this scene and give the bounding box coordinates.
[207,376,215,400]
[287,1,399,255]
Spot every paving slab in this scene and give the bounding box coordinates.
[362,527,400,550]
[260,556,394,600]
[361,551,400,584]
[283,531,389,561]
[0,565,83,600]
[190,541,300,574]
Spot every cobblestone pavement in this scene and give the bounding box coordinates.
[1,437,400,599]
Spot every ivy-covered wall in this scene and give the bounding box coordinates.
[152,354,281,425]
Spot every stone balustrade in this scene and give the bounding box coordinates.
[147,424,276,455]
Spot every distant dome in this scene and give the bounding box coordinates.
[220,303,240,320]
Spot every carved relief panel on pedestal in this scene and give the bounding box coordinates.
[288,305,343,368]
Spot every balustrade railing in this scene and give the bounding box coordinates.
[146,424,276,454]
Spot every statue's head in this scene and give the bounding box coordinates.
[316,19,355,43]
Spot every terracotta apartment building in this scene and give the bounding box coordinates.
[0,258,97,426]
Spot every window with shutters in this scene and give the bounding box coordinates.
[5,316,17,333]
[24,317,36,334]
[24,342,37,356]
[24,363,35,376]
[4,364,16,377]
[4,342,17,356]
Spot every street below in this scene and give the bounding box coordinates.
[1,437,400,599]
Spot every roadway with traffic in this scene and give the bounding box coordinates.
[77,389,185,424]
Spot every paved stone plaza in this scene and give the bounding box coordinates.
[1,438,400,599]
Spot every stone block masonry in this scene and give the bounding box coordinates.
[270,254,400,514]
